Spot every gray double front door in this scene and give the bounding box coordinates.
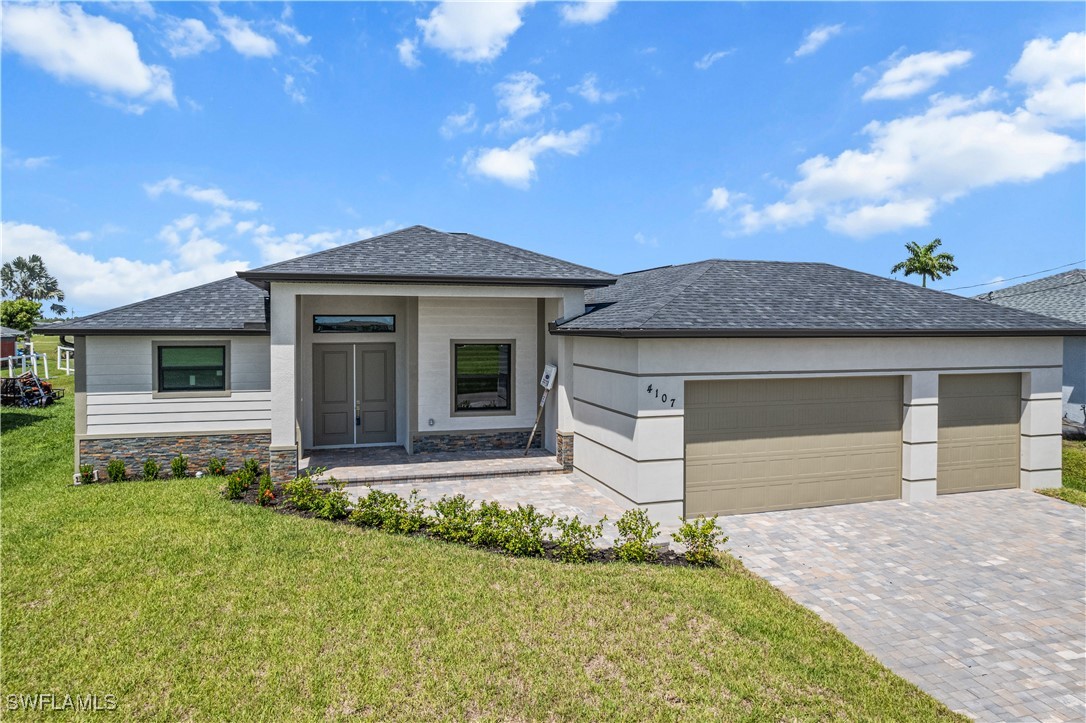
[313,343,396,446]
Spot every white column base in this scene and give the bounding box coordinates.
[902,478,938,502]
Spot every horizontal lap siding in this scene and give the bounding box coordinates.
[84,335,271,435]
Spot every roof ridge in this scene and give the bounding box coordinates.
[247,224,433,273]
[977,268,1086,297]
[453,231,614,277]
[634,260,717,328]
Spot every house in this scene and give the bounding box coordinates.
[39,226,1084,520]
[975,269,1086,428]
[1,326,22,359]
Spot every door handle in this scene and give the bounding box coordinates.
[355,399,361,428]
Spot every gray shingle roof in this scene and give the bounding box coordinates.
[1,326,23,338]
[554,260,1086,337]
[973,269,1086,325]
[237,225,615,287]
[35,277,268,336]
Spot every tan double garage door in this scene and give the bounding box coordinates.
[684,374,1021,517]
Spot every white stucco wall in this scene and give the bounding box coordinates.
[83,335,271,435]
[569,335,1065,522]
[417,296,538,433]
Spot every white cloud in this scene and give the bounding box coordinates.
[163,17,218,58]
[144,177,261,212]
[417,1,533,63]
[465,124,597,189]
[250,225,386,264]
[491,71,549,133]
[705,187,731,211]
[728,85,1084,237]
[559,1,618,25]
[694,50,733,71]
[0,221,248,314]
[863,50,973,101]
[283,74,306,104]
[213,7,278,58]
[1007,31,1085,127]
[568,73,625,103]
[397,37,421,68]
[3,151,56,170]
[633,232,658,247]
[2,4,175,108]
[235,221,257,235]
[273,7,310,46]
[794,24,844,58]
[205,209,233,231]
[440,104,478,138]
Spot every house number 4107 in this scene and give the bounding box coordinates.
[645,384,677,408]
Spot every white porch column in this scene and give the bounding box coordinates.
[552,288,585,469]
[902,371,939,501]
[1020,367,1064,490]
[269,284,299,481]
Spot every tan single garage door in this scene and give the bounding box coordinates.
[685,377,902,517]
[937,373,1021,494]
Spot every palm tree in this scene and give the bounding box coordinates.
[890,239,958,288]
[1,254,67,316]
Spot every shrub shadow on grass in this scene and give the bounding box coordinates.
[0,410,52,433]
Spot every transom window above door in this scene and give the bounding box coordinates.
[453,342,513,415]
[313,315,395,333]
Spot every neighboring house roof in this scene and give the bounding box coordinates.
[0,326,23,338]
[237,225,616,288]
[553,260,1086,338]
[973,269,1086,326]
[35,277,268,336]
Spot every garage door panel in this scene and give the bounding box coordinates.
[937,373,1020,495]
[685,377,903,516]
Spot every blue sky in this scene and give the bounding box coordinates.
[2,1,1084,316]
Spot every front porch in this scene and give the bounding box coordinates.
[302,446,564,485]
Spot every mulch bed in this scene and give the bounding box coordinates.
[227,481,697,567]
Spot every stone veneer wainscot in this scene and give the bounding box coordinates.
[78,432,271,478]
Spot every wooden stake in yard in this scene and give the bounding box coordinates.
[524,364,557,455]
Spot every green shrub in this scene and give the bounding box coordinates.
[430,494,476,543]
[142,458,160,481]
[78,463,95,484]
[207,457,228,476]
[223,471,249,500]
[614,509,660,563]
[500,504,554,557]
[672,516,727,567]
[469,500,510,548]
[284,469,324,511]
[105,459,126,483]
[241,457,262,478]
[1063,441,1086,492]
[551,515,604,563]
[349,489,425,533]
[170,454,189,479]
[257,473,275,506]
[314,480,351,520]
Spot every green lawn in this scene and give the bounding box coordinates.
[1,347,960,720]
[1039,440,1086,507]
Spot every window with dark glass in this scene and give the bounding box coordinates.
[157,346,226,392]
[313,315,395,333]
[454,343,512,412]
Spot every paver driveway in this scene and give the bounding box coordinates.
[724,489,1086,722]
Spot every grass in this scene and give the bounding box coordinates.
[1,339,961,720]
[1038,440,1086,508]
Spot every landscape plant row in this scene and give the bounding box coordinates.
[228,468,728,567]
[78,455,260,484]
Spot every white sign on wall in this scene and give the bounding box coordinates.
[539,363,557,391]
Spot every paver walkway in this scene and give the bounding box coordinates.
[722,490,1086,722]
[356,472,627,534]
